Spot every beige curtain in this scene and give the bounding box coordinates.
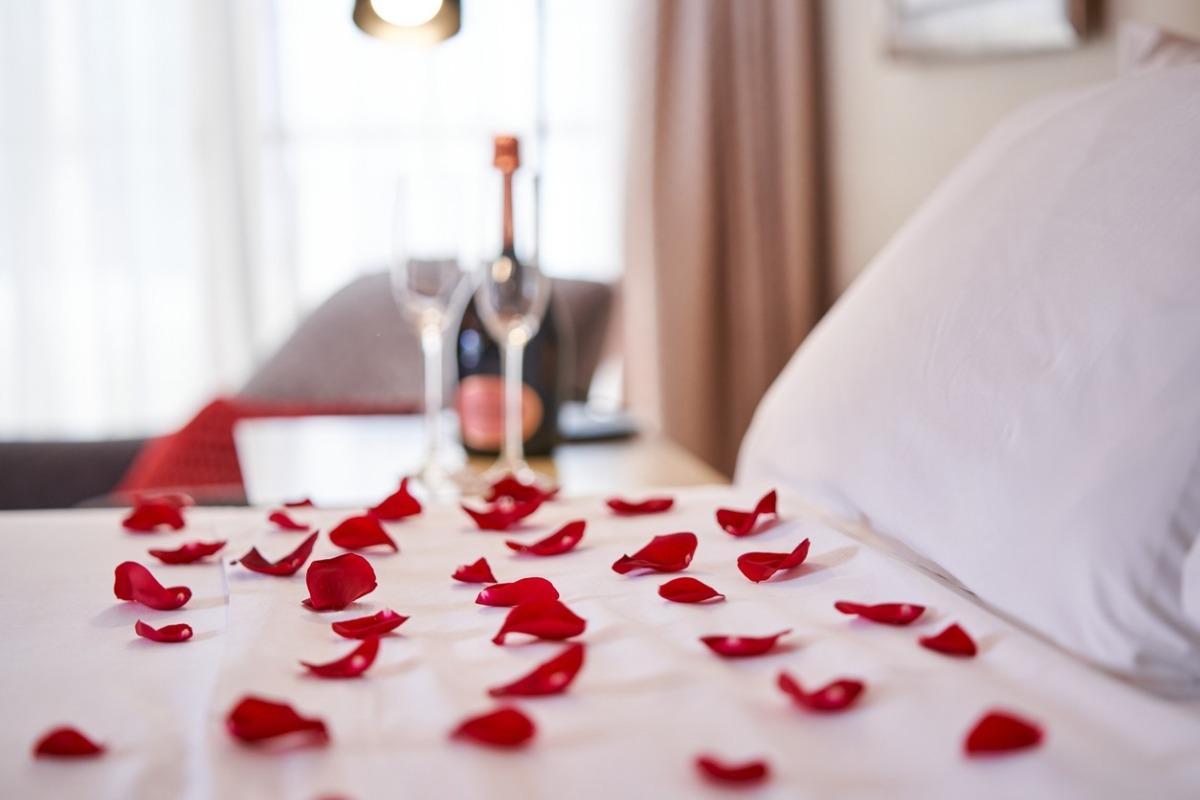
[624,0,826,475]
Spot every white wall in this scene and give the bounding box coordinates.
[822,0,1200,293]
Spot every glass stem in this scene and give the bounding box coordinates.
[502,338,525,468]
[420,327,443,470]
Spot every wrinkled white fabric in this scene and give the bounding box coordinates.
[1,488,1198,799]
[739,66,1200,696]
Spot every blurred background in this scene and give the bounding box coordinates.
[2,0,1199,506]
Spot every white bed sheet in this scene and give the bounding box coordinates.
[1,486,1197,799]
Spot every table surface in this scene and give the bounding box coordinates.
[234,415,727,507]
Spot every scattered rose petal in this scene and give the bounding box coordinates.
[329,515,398,552]
[492,599,587,645]
[32,727,105,758]
[777,672,864,712]
[658,577,725,604]
[488,643,585,697]
[268,510,311,531]
[147,540,225,565]
[835,600,925,626]
[611,532,697,575]
[461,497,544,531]
[113,561,191,610]
[284,498,315,508]
[237,532,318,577]
[135,619,193,643]
[452,707,536,748]
[301,637,380,679]
[332,609,409,639]
[505,520,585,557]
[475,577,560,607]
[716,489,778,537]
[964,710,1043,756]
[486,475,559,504]
[303,553,377,611]
[736,539,810,583]
[453,557,497,584]
[920,623,978,657]
[606,496,674,515]
[368,477,422,521]
[700,629,790,658]
[695,755,770,786]
[122,499,185,533]
[225,696,329,747]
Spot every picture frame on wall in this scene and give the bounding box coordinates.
[885,0,1091,59]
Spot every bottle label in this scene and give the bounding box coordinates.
[457,375,544,450]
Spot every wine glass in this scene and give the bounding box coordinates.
[474,169,550,485]
[390,173,475,499]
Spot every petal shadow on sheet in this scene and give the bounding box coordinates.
[765,545,858,585]
[90,595,225,628]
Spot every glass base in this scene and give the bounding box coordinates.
[479,457,552,490]
[412,461,475,504]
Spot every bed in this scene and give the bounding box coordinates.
[1,488,1197,799]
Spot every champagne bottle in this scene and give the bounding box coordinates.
[456,136,561,457]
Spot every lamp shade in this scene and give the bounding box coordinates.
[353,0,461,45]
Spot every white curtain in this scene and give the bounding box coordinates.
[0,0,263,438]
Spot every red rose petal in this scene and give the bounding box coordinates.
[716,489,778,537]
[329,514,398,553]
[485,475,559,504]
[611,532,698,575]
[777,671,864,712]
[606,496,674,515]
[964,710,1043,756]
[268,510,311,531]
[658,577,725,604]
[32,727,105,758]
[225,696,329,746]
[695,755,770,786]
[113,561,191,610]
[303,553,377,611]
[147,540,225,565]
[135,619,194,643]
[488,643,585,697]
[736,539,810,583]
[505,520,585,557]
[301,637,380,679]
[475,576,560,607]
[453,557,497,584]
[331,609,409,639]
[920,623,978,657]
[461,496,544,531]
[237,532,319,577]
[835,600,926,626]
[368,477,422,521]
[492,598,587,645]
[122,499,185,533]
[452,707,536,748]
[284,498,315,508]
[700,629,790,658]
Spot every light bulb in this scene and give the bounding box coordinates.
[370,0,443,27]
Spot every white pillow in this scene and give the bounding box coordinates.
[737,66,1200,697]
